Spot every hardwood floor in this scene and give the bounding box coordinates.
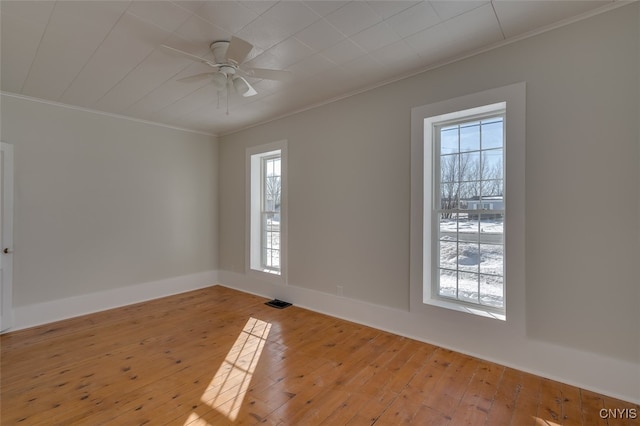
[1,286,638,425]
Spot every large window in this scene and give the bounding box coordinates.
[410,83,525,321]
[247,141,287,282]
[434,111,505,311]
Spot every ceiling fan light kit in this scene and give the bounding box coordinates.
[233,76,257,97]
[210,72,227,89]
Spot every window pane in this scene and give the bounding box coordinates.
[480,215,503,242]
[481,119,503,150]
[479,180,502,198]
[273,158,281,176]
[458,242,480,272]
[460,152,480,182]
[479,244,503,275]
[440,128,459,154]
[266,248,280,269]
[458,272,479,303]
[458,181,476,203]
[439,241,457,270]
[438,269,457,299]
[265,176,281,211]
[440,154,458,183]
[481,149,503,181]
[439,212,458,238]
[459,122,480,152]
[458,216,479,243]
[440,183,460,210]
[480,274,503,308]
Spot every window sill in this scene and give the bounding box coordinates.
[424,297,506,321]
[247,268,285,285]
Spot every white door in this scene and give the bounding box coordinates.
[0,142,14,332]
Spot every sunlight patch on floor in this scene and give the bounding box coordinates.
[183,412,210,426]
[184,317,272,424]
[533,416,562,426]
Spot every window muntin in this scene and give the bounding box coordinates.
[433,113,505,311]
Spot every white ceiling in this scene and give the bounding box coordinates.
[1,0,620,136]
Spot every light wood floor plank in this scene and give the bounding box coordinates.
[485,366,520,425]
[2,286,637,425]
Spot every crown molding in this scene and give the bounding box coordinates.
[0,91,218,138]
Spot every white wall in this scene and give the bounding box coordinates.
[0,94,219,327]
[218,4,640,402]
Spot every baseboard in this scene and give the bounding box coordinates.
[218,270,640,405]
[9,270,218,332]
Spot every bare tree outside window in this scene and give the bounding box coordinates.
[265,175,281,214]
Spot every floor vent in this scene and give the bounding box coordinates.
[265,299,292,309]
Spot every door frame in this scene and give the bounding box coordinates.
[1,142,14,332]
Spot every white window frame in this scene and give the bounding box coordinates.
[410,83,526,322]
[246,140,288,284]
[430,105,506,315]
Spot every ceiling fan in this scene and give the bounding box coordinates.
[161,37,290,100]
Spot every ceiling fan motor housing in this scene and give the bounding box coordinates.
[219,65,236,75]
[210,40,231,65]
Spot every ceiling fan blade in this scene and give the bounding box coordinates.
[243,67,292,81]
[225,36,253,65]
[176,72,215,83]
[160,45,220,68]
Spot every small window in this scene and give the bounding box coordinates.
[260,154,281,273]
[247,141,287,283]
